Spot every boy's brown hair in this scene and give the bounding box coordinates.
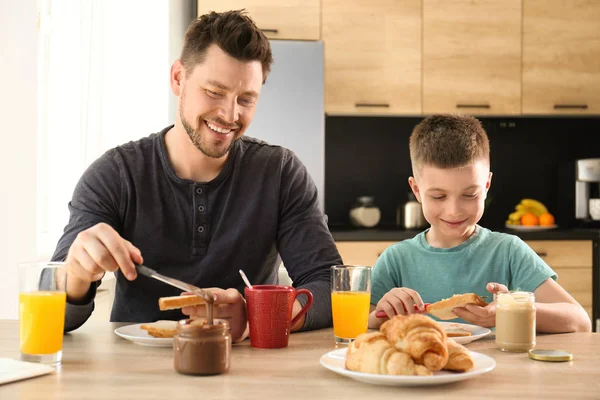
[409,114,490,176]
[180,9,273,83]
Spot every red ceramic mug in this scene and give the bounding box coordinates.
[244,285,313,349]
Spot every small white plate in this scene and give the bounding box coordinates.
[439,322,492,345]
[114,323,173,347]
[505,224,558,231]
[320,348,496,386]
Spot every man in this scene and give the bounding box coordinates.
[53,10,342,342]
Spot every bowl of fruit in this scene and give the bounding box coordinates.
[505,199,557,231]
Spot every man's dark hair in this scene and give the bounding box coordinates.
[180,9,273,83]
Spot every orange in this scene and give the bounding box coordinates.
[539,212,555,226]
[521,212,539,226]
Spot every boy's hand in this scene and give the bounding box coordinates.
[453,282,509,327]
[374,287,426,319]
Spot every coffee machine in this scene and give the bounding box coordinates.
[576,158,600,221]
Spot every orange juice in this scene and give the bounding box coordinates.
[19,291,66,355]
[331,291,370,339]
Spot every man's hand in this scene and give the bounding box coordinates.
[65,223,143,302]
[181,288,248,343]
[453,282,509,327]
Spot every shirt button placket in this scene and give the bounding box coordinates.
[194,185,207,248]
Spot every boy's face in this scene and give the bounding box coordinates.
[409,159,492,246]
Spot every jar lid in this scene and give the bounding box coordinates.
[528,349,573,362]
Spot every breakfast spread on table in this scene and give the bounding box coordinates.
[346,314,475,376]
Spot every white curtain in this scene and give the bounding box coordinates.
[37,0,171,257]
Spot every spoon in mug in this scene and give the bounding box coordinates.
[239,269,253,289]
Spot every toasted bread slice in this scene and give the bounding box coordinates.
[426,293,488,321]
[158,294,206,311]
[444,323,472,337]
[140,320,178,338]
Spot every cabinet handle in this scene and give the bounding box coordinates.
[553,104,588,110]
[355,103,390,108]
[536,251,548,257]
[456,104,490,109]
[260,29,279,34]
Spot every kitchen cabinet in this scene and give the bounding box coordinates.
[525,240,593,320]
[197,0,320,40]
[422,0,522,115]
[322,0,422,115]
[335,241,397,267]
[522,0,600,114]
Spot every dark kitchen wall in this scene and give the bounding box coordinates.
[325,116,600,231]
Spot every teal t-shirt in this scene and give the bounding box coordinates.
[371,225,557,322]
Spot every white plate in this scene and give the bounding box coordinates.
[505,224,557,231]
[114,323,173,347]
[439,322,492,345]
[320,348,496,386]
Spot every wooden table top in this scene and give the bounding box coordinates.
[1,320,599,399]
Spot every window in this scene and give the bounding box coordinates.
[37,0,171,257]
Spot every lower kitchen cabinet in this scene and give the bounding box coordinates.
[335,241,397,267]
[525,240,593,320]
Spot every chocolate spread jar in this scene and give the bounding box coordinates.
[173,318,231,375]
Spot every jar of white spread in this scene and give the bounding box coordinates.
[495,291,536,352]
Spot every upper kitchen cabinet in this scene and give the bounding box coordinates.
[197,0,321,40]
[422,0,522,115]
[322,0,422,115]
[522,1,600,114]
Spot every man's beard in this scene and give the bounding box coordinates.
[179,99,238,159]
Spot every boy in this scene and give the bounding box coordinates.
[368,114,591,333]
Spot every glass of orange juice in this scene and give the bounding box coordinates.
[331,265,371,345]
[19,262,67,365]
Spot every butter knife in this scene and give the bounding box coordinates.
[135,264,214,304]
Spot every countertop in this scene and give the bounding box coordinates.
[1,320,599,399]
[330,227,600,242]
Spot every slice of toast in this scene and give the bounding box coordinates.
[444,323,472,337]
[158,294,206,311]
[426,293,488,320]
[140,320,178,338]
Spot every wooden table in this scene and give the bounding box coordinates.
[1,320,599,399]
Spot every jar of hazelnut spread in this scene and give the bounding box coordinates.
[173,318,231,375]
[495,291,536,352]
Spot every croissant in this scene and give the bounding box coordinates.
[346,332,432,376]
[443,338,475,372]
[380,314,449,371]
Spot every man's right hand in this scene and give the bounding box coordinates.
[65,223,143,302]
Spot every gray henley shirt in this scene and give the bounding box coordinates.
[52,125,342,332]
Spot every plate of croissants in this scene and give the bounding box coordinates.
[320,314,496,386]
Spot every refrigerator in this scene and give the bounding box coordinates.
[245,40,325,211]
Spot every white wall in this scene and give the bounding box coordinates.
[0,0,38,319]
[0,1,196,320]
